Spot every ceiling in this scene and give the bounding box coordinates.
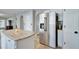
[0,9,48,19]
[0,9,32,18]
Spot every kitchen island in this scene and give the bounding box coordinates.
[1,29,39,49]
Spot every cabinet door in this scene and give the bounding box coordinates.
[1,33,7,48]
[3,35,15,49]
[1,33,16,49]
[6,38,15,49]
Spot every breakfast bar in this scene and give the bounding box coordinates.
[1,29,38,49]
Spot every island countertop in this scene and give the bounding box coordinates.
[2,29,35,40]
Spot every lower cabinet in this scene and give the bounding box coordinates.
[1,32,16,49]
[6,38,16,49]
[1,32,35,49]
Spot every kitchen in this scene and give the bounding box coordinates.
[0,9,79,49]
[0,9,50,49]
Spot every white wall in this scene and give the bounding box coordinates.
[16,15,21,29]
[0,20,5,28]
[16,10,35,32]
[22,11,33,31]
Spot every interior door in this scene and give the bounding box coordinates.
[49,12,56,48]
[63,12,79,49]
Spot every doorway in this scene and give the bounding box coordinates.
[39,13,49,46]
[38,11,56,48]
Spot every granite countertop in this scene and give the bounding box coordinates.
[2,29,35,40]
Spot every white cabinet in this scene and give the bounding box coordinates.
[1,32,7,48]
[1,32,16,49]
[6,38,16,49]
[1,32,35,49]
